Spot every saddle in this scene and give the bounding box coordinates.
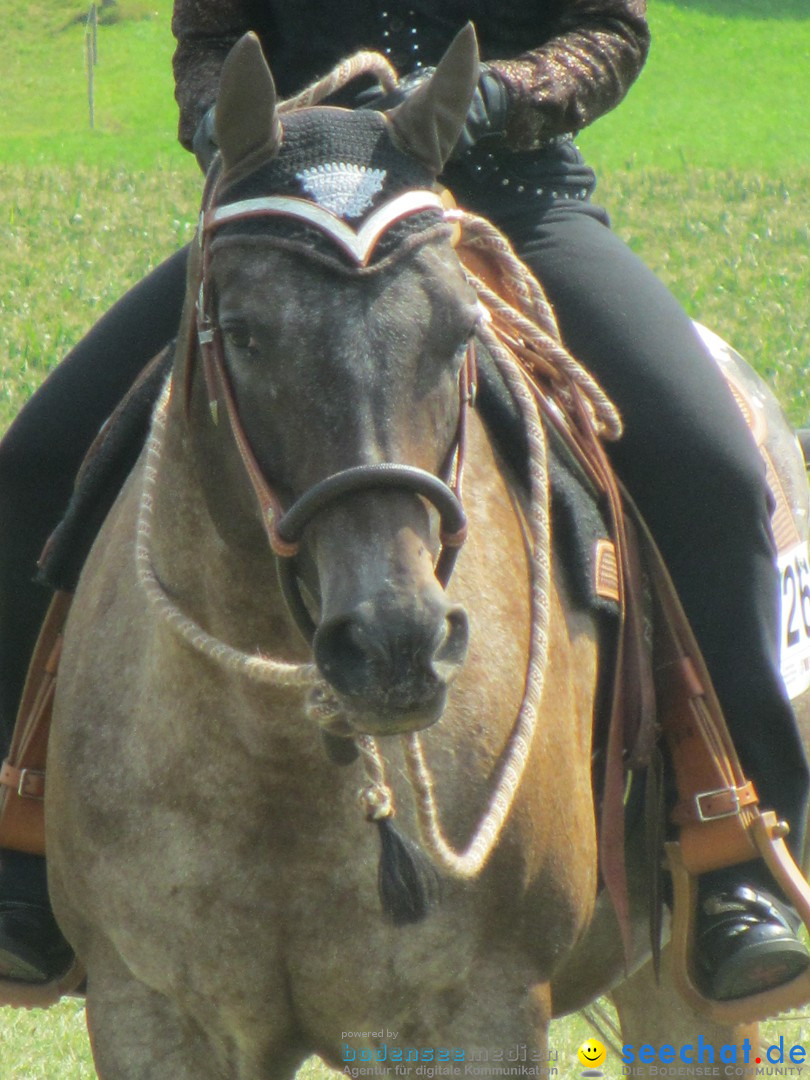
[2,251,810,1023]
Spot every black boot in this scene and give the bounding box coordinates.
[697,883,810,1000]
[0,851,73,984]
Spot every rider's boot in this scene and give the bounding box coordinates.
[696,865,810,1001]
[0,850,73,983]
[0,530,74,984]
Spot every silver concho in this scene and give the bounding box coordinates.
[296,163,387,220]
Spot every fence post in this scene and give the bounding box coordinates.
[85,3,98,129]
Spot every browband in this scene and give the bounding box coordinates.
[201,189,446,267]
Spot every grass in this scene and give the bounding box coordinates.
[1,0,809,1074]
[3,165,806,431]
[7,997,810,1078]
[3,0,810,171]
[600,169,810,423]
[0,1000,95,1078]
[0,162,196,428]
[578,0,810,175]
[2,0,184,170]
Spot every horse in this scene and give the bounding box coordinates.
[43,26,809,1078]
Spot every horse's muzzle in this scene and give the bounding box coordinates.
[313,591,469,734]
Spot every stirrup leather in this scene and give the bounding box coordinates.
[0,591,72,855]
[638,499,810,1022]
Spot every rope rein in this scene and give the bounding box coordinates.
[278,52,398,113]
[403,316,553,875]
[135,386,317,689]
[135,52,622,882]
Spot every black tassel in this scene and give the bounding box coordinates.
[375,817,440,925]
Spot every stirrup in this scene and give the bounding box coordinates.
[668,811,810,1023]
[0,959,85,1010]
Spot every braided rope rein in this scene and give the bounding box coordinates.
[135,380,317,690]
[278,52,398,113]
[402,308,552,875]
[134,51,622,883]
[395,210,621,878]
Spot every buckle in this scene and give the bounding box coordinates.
[695,786,741,822]
[17,768,45,801]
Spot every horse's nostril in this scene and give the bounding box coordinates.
[429,610,468,687]
[433,606,469,674]
[314,613,380,698]
[313,598,469,709]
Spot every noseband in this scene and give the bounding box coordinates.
[192,185,474,642]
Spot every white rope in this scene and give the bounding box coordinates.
[134,380,318,690]
[455,212,623,442]
[398,313,553,877]
[355,735,396,821]
[279,51,398,113]
[388,211,622,878]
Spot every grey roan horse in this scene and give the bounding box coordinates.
[46,26,793,1079]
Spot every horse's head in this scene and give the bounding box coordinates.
[182,29,484,736]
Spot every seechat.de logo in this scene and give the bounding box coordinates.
[621,1037,807,1071]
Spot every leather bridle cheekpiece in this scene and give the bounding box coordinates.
[191,183,475,642]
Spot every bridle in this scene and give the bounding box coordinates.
[137,52,627,917]
[190,182,476,642]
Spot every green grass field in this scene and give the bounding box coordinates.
[1,0,809,1074]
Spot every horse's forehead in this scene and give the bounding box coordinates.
[210,237,472,324]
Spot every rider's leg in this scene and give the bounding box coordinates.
[506,199,810,999]
[0,245,188,982]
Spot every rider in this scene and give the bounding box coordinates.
[0,0,807,1002]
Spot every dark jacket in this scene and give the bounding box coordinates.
[172,0,650,154]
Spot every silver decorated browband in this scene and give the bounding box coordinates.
[201,189,447,267]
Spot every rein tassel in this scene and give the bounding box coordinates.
[375,816,439,926]
[359,772,438,926]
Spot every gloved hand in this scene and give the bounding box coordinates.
[192,106,218,174]
[357,65,509,161]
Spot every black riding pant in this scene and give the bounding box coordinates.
[515,205,810,861]
[0,153,807,903]
[442,139,810,863]
[0,248,188,751]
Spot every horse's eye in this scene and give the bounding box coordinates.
[222,323,259,355]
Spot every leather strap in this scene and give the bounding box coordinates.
[0,591,72,855]
[670,778,758,827]
[0,764,46,801]
[624,494,763,875]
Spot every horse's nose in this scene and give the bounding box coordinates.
[313,593,469,732]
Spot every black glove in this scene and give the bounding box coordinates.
[455,67,509,156]
[357,65,509,161]
[192,106,218,174]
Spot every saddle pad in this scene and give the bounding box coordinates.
[475,341,619,618]
[39,347,174,592]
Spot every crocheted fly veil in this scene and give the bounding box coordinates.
[215,108,446,259]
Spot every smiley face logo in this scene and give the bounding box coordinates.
[577,1039,607,1070]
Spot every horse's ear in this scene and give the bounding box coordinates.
[216,32,282,181]
[388,23,480,174]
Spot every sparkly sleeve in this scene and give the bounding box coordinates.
[172,0,274,150]
[489,0,650,151]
